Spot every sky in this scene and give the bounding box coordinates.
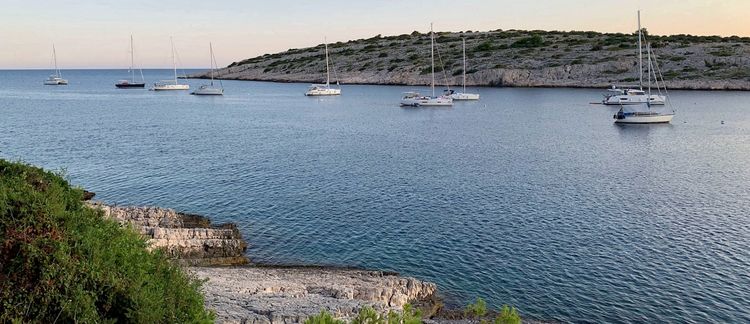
[1,0,748,69]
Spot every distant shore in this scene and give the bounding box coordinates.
[190,28,750,92]
[188,74,750,91]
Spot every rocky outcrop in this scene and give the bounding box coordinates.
[191,266,438,324]
[89,203,249,266]
[191,29,750,90]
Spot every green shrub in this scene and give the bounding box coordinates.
[465,297,487,318]
[0,160,213,323]
[494,305,521,324]
[306,309,345,324]
[352,307,383,324]
[475,41,494,51]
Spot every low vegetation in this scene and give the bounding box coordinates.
[216,27,750,87]
[0,160,213,322]
[303,299,521,324]
[305,304,422,324]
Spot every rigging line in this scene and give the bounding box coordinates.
[172,41,188,80]
[433,37,450,91]
[329,47,341,86]
[642,33,663,96]
[212,46,223,88]
[650,46,675,113]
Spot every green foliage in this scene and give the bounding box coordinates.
[349,304,423,324]
[494,305,521,324]
[465,297,488,318]
[510,35,545,48]
[352,307,383,324]
[0,160,213,323]
[475,41,494,51]
[710,46,735,57]
[306,309,346,324]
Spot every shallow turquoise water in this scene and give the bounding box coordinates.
[1,69,749,323]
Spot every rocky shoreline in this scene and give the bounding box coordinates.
[190,29,750,91]
[192,266,438,323]
[88,201,443,323]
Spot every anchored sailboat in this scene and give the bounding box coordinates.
[449,38,480,101]
[43,44,68,86]
[116,35,146,88]
[192,43,224,96]
[401,23,453,107]
[614,43,675,124]
[603,11,665,105]
[152,37,189,91]
[305,37,341,96]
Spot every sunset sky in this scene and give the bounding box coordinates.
[1,0,748,69]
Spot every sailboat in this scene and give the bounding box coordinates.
[305,38,341,96]
[448,38,480,101]
[613,43,675,124]
[603,11,665,105]
[43,44,68,85]
[152,37,189,91]
[401,23,453,107]
[192,43,224,96]
[116,35,146,88]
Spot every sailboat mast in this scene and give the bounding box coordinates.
[209,42,215,86]
[637,10,643,91]
[52,44,59,77]
[647,43,652,109]
[130,35,136,83]
[324,37,330,87]
[171,37,177,84]
[431,23,435,97]
[462,38,467,93]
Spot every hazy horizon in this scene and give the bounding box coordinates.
[2,0,749,69]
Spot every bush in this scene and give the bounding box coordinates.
[494,305,521,324]
[0,160,213,323]
[352,307,382,324]
[475,41,494,51]
[306,310,346,324]
[465,297,487,318]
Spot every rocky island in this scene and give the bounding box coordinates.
[191,29,750,90]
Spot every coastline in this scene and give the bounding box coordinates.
[187,74,750,91]
[89,200,447,323]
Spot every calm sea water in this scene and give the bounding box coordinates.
[1,69,749,323]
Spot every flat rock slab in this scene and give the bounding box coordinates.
[191,266,437,324]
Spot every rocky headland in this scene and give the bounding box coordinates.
[190,29,750,90]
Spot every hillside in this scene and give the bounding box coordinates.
[192,29,750,90]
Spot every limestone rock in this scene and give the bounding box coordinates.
[88,202,249,266]
[191,266,438,324]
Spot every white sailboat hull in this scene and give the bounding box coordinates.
[614,113,674,124]
[305,87,341,96]
[451,92,480,100]
[604,94,665,105]
[191,86,223,95]
[400,96,453,107]
[44,78,68,85]
[153,83,189,91]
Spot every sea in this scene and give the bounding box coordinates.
[1,69,749,323]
